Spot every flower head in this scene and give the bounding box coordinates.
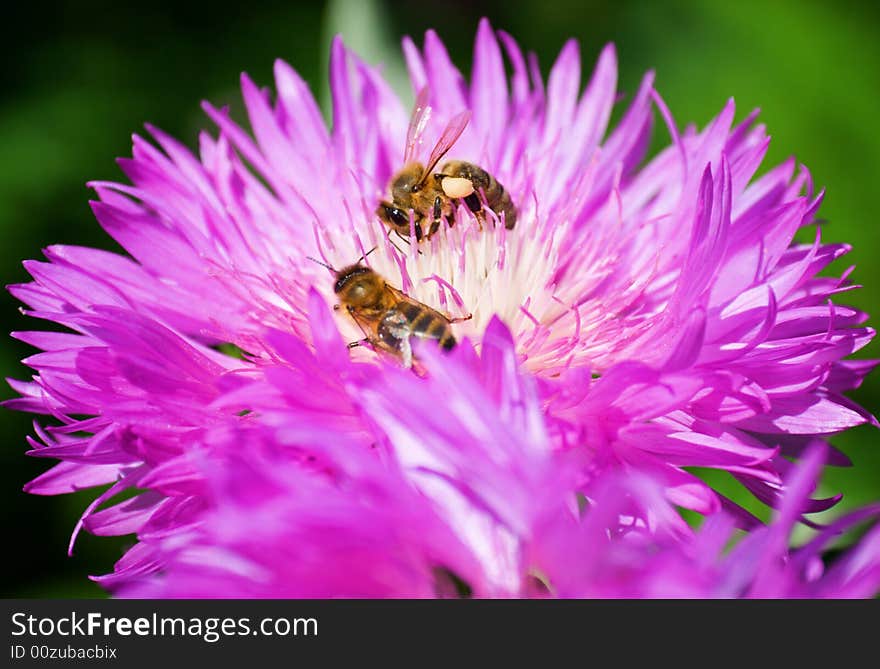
[7,18,879,597]
[117,318,880,598]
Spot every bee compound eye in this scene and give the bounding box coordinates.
[385,206,409,228]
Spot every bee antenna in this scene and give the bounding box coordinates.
[306,256,336,273]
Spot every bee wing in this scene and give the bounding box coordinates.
[353,302,412,361]
[383,283,418,309]
[346,307,380,342]
[421,110,471,180]
[376,309,414,368]
[384,284,447,321]
[404,87,432,164]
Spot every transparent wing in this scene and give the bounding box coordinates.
[383,283,420,309]
[347,308,379,342]
[422,111,471,179]
[404,87,432,164]
[384,284,447,322]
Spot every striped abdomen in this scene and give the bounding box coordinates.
[382,302,456,352]
[441,160,517,230]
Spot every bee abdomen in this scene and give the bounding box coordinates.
[440,332,456,351]
[399,302,424,322]
[410,311,455,350]
[442,160,516,230]
[497,190,517,229]
[481,175,516,229]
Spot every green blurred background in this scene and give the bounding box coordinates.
[1,0,879,597]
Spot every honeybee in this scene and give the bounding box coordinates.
[309,255,471,368]
[377,88,517,241]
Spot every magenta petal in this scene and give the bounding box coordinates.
[5,19,878,600]
[24,461,122,495]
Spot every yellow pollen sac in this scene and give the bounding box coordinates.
[441,177,475,199]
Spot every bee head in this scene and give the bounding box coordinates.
[334,265,382,308]
[391,162,426,199]
[377,202,423,240]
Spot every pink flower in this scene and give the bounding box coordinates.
[118,316,880,598]
[6,19,878,596]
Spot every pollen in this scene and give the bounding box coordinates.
[440,176,475,199]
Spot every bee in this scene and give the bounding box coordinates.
[309,254,471,368]
[377,88,517,242]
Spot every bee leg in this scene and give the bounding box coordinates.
[389,226,409,244]
[386,226,422,256]
[463,192,482,213]
[389,231,410,256]
[463,193,485,230]
[429,196,443,237]
[399,231,424,256]
[347,337,372,350]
